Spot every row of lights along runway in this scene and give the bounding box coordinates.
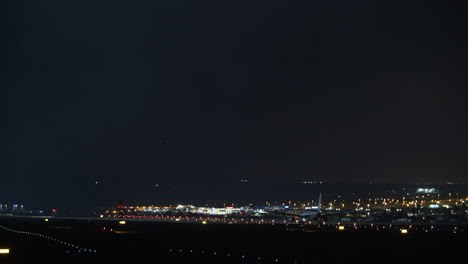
[108,215,465,233]
[168,248,301,264]
[114,219,464,235]
[0,222,97,255]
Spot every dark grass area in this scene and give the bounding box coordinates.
[1,217,467,264]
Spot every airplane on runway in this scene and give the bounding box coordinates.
[266,193,337,222]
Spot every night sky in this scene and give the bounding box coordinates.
[3,1,468,207]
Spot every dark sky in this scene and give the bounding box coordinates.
[2,1,468,205]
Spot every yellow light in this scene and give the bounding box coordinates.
[0,249,10,254]
[44,219,49,222]
[175,218,180,221]
[99,215,104,218]
[338,226,345,230]
[119,221,126,225]
[401,229,408,234]
[202,221,207,224]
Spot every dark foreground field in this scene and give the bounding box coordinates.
[1,216,466,264]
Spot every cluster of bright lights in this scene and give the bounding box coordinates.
[100,191,468,229]
[168,248,300,264]
[0,225,97,254]
[110,193,467,217]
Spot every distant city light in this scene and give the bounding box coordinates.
[301,181,323,184]
[417,188,436,193]
[338,226,345,230]
[401,229,408,234]
[119,221,126,225]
